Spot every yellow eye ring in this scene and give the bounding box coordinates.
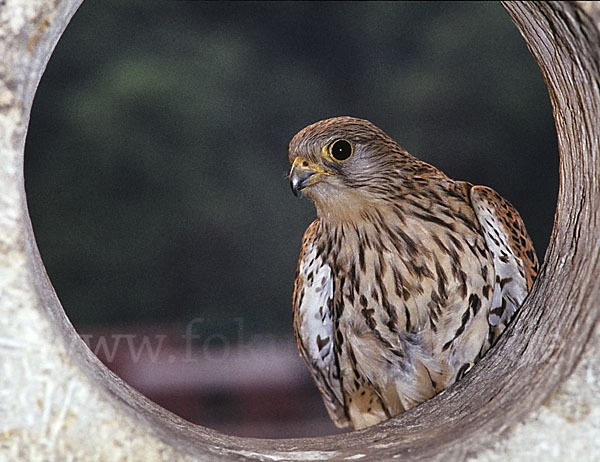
[327,139,354,161]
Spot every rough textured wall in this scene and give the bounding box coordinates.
[0,1,598,460]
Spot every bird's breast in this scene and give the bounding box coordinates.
[319,198,494,351]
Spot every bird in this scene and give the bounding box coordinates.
[289,116,538,430]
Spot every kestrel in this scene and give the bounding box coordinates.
[289,116,538,430]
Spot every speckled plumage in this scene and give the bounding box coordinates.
[289,117,538,430]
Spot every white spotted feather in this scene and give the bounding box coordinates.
[470,186,530,341]
[293,223,349,427]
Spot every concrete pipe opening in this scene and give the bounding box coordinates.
[1,1,598,460]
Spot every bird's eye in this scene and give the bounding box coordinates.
[328,139,353,161]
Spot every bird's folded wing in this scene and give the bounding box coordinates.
[469,185,538,343]
[293,220,350,427]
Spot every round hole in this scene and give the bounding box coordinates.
[21,4,572,452]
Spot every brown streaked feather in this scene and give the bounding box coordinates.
[469,185,538,344]
[470,186,538,288]
[293,219,350,428]
[289,116,538,430]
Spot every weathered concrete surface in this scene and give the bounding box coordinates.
[474,322,600,461]
[0,1,598,461]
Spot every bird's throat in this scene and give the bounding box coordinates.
[309,187,382,226]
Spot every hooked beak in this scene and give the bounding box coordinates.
[289,157,328,197]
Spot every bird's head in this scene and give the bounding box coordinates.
[288,116,421,219]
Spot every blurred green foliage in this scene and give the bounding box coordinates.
[25,1,557,334]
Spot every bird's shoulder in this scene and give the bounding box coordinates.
[469,185,538,287]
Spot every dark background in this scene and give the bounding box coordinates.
[24,1,557,437]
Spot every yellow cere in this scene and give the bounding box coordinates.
[292,156,331,175]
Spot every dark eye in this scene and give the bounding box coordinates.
[329,139,353,161]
